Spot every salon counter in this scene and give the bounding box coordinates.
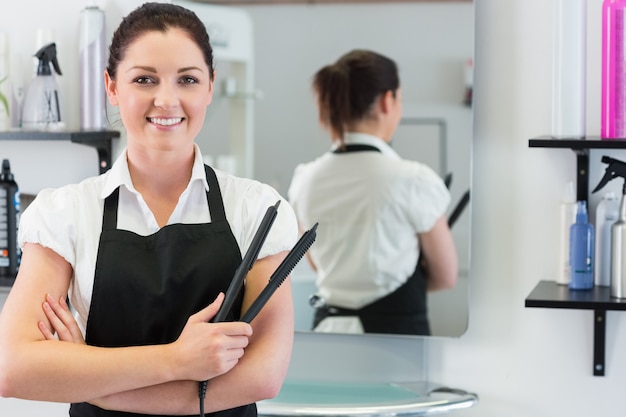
[257,380,478,417]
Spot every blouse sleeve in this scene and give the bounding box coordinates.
[408,163,451,233]
[234,181,299,260]
[18,186,80,268]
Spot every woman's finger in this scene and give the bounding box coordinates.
[190,292,225,323]
[42,294,84,344]
[38,320,56,340]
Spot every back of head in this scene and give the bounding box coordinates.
[312,49,399,143]
[107,2,215,81]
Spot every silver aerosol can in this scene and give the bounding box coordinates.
[79,5,106,130]
[611,184,626,298]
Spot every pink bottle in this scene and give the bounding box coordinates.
[602,0,626,139]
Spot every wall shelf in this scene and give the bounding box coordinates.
[0,130,121,174]
[528,136,626,376]
[529,136,626,201]
[525,280,626,376]
[0,130,121,287]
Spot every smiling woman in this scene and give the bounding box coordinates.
[0,3,299,416]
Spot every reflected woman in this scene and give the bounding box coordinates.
[288,49,458,336]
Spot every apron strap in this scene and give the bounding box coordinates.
[102,188,119,232]
[204,164,227,222]
[332,144,381,154]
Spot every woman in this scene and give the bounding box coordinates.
[288,49,457,336]
[0,3,297,416]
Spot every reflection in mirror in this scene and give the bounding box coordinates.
[196,1,473,337]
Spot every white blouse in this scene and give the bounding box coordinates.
[19,145,298,333]
[288,133,450,310]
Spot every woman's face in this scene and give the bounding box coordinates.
[105,28,214,152]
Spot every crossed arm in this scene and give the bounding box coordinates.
[0,242,294,415]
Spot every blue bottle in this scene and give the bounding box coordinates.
[569,201,594,290]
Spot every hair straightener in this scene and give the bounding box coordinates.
[198,200,317,417]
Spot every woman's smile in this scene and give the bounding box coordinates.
[147,117,185,127]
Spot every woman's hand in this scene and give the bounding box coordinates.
[168,293,253,383]
[38,294,85,344]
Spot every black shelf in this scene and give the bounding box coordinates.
[529,136,626,202]
[529,136,626,149]
[0,130,121,174]
[525,280,626,377]
[526,280,626,311]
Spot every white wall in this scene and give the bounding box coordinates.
[427,0,626,415]
[4,0,626,416]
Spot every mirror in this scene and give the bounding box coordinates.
[195,1,473,337]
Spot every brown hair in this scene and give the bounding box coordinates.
[312,49,399,142]
[107,2,215,81]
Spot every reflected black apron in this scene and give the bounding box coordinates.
[70,166,257,417]
[313,145,430,336]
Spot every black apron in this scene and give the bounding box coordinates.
[313,144,430,336]
[70,165,257,417]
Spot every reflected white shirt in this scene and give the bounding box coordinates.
[19,144,298,332]
[288,133,449,309]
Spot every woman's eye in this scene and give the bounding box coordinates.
[134,77,155,85]
[180,76,199,85]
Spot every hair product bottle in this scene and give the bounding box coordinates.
[79,5,107,130]
[0,32,10,131]
[569,201,594,290]
[0,159,20,278]
[10,53,24,129]
[595,191,619,287]
[21,43,63,130]
[611,183,626,298]
[602,0,626,139]
[557,181,577,285]
[552,0,586,138]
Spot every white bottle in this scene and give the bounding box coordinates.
[10,53,24,129]
[551,0,587,138]
[0,32,10,131]
[79,5,107,130]
[558,181,578,284]
[595,192,619,286]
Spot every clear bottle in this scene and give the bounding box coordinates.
[0,32,10,131]
[79,5,107,130]
[21,43,63,130]
[602,0,626,139]
[557,181,577,285]
[552,0,586,138]
[569,201,594,290]
[595,192,619,287]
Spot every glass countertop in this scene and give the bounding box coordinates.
[257,380,478,417]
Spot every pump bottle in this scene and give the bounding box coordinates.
[21,42,63,130]
[0,159,20,278]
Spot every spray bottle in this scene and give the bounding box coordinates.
[592,155,626,298]
[21,42,63,130]
[0,159,20,278]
